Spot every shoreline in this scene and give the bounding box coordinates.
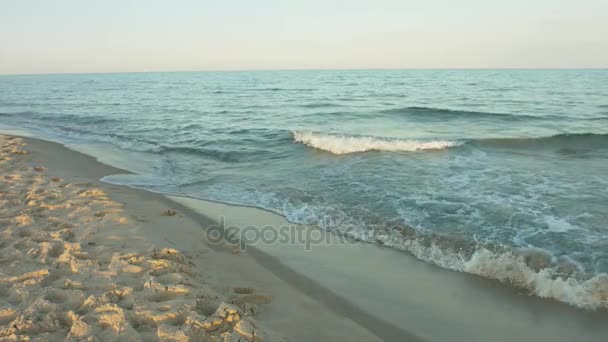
[1,134,386,341]
[3,132,608,341]
[14,127,607,312]
[170,196,608,341]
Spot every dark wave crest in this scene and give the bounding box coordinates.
[298,102,343,109]
[158,146,248,162]
[382,106,567,121]
[0,111,118,125]
[470,133,608,150]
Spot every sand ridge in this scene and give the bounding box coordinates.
[0,135,272,341]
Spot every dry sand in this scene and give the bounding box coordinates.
[0,134,384,341]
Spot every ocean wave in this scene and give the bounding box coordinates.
[57,128,164,153]
[189,183,608,310]
[407,240,608,310]
[408,242,608,310]
[158,143,277,163]
[298,102,343,109]
[292,131,458,154]
[0,111,118,125]
[158,146,242,162]
[382,106,565,121]
[463,250,608,310]
[471,133,608,150]
[293,131,608,155]
[311,212,608,310]
[86,167,608,311]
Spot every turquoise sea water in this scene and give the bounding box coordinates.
[1,70,607,308]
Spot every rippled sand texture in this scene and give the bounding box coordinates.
[0,135,269,341]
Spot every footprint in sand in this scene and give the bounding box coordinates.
[233,287,255,295]
[161,209,177,216]
[232,294,273,305]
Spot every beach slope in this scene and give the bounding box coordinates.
[0,134,383,341]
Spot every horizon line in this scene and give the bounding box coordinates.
[1,66,607,77]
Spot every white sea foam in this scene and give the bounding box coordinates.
[379,233,608,310]
[198,181,608,310]
[543,215,580,233]
[107,173,608,310]
[292,131,458,154]
[462,248,608,310]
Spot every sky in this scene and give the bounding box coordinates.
[1,0,607,74]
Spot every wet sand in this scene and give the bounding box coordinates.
[170,196,608,342]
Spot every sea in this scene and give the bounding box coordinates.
[1,69,607,309]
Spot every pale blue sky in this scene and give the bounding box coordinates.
[1,0,607,74]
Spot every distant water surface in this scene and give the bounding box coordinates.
[1,69,607,309]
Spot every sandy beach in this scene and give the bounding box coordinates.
[2,0,607,340]
[2,133,608,342]
[0,134,385,341]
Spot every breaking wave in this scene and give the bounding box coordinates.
[324,218,608,310]
[293,131,608,155]
[292,131,458,154]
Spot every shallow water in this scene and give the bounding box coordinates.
[1,69,607,309]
